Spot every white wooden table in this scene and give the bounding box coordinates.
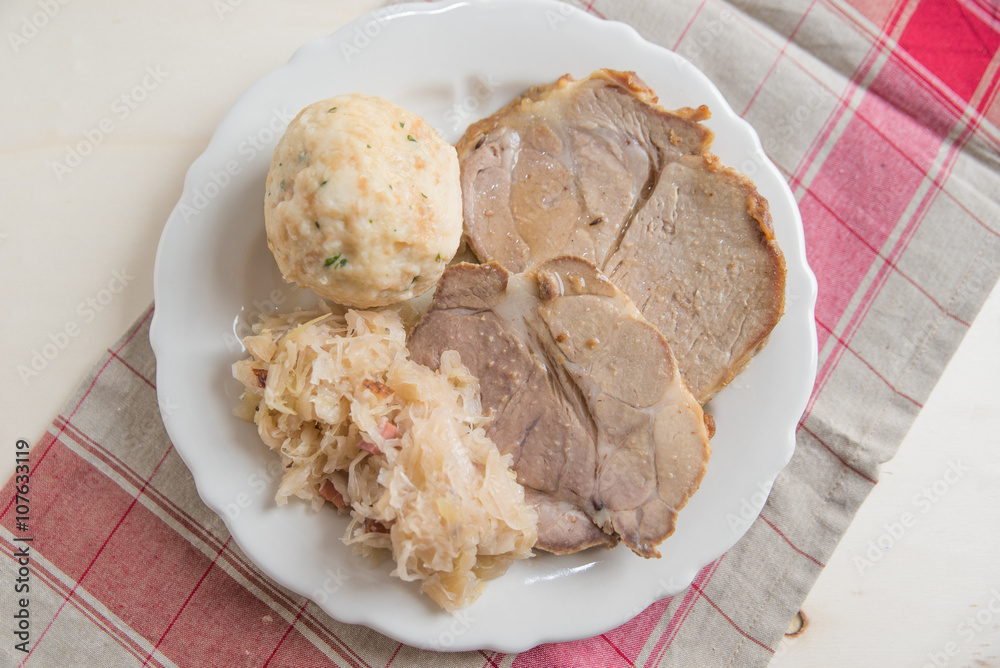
[2,1,998,664]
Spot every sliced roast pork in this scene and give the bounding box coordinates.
[456,69,786,403]
[408,257,711,558]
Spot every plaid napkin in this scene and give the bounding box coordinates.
[4,0,1000,666]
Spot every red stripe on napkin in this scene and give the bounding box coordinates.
[898,0,1000,103]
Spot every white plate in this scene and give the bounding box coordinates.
[151,0,817,652]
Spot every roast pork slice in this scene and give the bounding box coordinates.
[408,257,711,558]
[456,69,786,404]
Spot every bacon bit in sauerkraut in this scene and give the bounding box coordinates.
[363,379,394,398]
[358,440,382,456]
[232,304,538,611]
[318,479,347,509]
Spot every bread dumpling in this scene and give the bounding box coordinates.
[264,93,462,308]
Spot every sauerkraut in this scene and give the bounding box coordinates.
[232,304,537,611]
